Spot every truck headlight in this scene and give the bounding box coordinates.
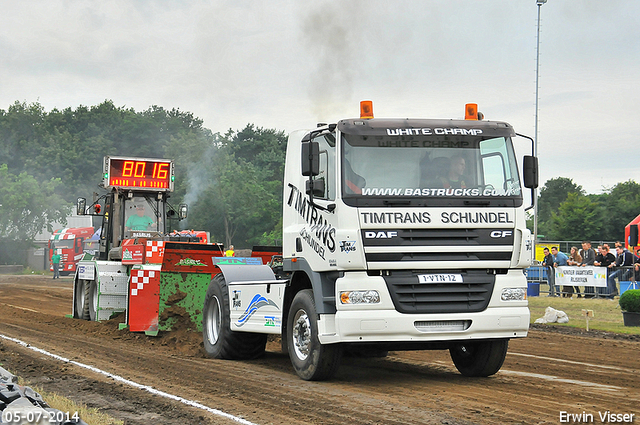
[340,290,380,304]
[501,288,526,301]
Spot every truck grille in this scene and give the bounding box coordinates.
[382,270,495,314]
[362,228,514,264]
[366,252,511,262]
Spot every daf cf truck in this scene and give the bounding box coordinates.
[202,102,539,380]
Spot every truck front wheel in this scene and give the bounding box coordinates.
[202,274,267,360]
[449,339,508,377]
[287,289,342,381]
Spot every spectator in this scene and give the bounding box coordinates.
[51,250,61,279]
[580,241,596,298]
[593,244,604,266]
[609,242,637,299]
[595,245,615,298]
[552,247,570,297]
[542,247,557,297]
[567,246,583,297]
[225,245,235,257]
[634,253,640,281]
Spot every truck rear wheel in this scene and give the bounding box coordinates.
[287,289,342,381]
[449,339,508,377]
[202,274,267,360]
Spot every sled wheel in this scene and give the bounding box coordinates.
[449,339,509,377]
[287,289,342,381]
[202,273,267,360]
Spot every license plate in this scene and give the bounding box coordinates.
[418,274,463,283]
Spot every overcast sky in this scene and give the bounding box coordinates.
[1,0,638,195]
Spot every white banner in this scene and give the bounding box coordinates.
[555,266,607,288]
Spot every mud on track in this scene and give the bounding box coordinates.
[1,275,639,425]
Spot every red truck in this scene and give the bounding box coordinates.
[49,227,96,276]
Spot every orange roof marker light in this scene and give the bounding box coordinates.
[465,103,478,120]
[465,103,485,121]
[360,100,374,119]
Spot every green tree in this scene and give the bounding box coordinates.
[546,193,603,241]
[184,125,286,248]
[223,124,287,182]
[0,99,286,251]
[188,150,275,248]
[1,100,218,205]
[0,101,47,173]
[600,180,640,242]
[537,177,584,239]
[538,177,584,223]
[0,164,70,264]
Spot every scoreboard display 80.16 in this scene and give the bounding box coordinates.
[102,156,175,192]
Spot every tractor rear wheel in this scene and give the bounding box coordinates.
[73,278,89,320]
[85,279,98,321]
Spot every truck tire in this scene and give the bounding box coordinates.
[73,279,88,320]
[449,339,508,377]
[287,289,342,381]
[202,274,267,360]
[86,279,98,321]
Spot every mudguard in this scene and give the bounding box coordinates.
[217,264,287,334]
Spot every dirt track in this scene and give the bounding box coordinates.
[0,275,638,425]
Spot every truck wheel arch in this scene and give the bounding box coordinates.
[281,271,312,354]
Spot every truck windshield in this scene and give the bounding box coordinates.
[51,240,74,250]
[342,133,522,206]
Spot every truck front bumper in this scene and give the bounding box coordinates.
[318,306,530,344]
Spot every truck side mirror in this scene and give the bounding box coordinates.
[306,177,326,197]
[179,204,188,220]
[630,225,639,246]
[77,197,86,215]
[523,156,539,189]
[301,140,320,177]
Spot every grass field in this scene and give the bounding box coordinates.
[528,291,640,335]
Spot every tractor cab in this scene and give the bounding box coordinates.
[76,156,187,261]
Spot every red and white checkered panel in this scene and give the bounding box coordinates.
[128,266,161,333]
[145,240,165,264]
[130,269,158,296]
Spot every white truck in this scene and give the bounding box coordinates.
[203,102,538,380]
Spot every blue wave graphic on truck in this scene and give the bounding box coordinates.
[236,294,279,327]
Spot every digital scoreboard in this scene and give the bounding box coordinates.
[102,156,175,192]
